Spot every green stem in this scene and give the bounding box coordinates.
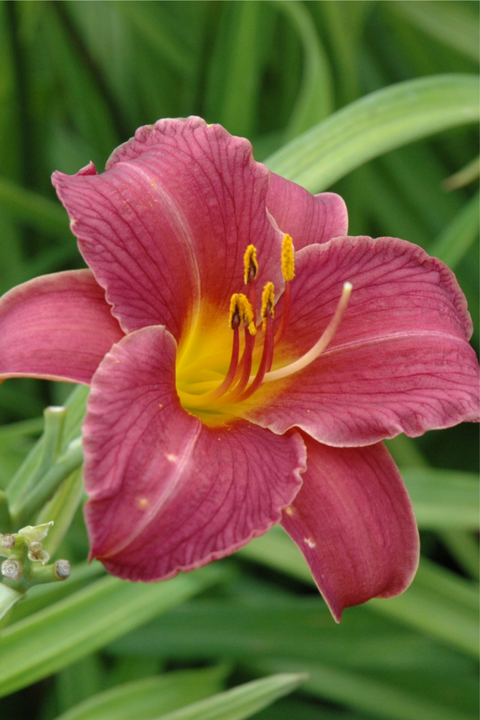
[20,407,68,501]
[10,439,84,528]
[7,406,68,506]
[440,530,480,581]
[0,491,12,534]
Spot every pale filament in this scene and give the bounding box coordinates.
[262,282,352,383]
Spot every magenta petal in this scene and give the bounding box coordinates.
[246,236,479,445]
[281,437,419,621]
[53,117,285,340]
[0,270,123,384]
[83,325,305,581]
[266,173,348,248]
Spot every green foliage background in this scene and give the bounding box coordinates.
[0,2,478,719]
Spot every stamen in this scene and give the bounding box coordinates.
[261,282,275,331]
[264,282,353,383]
[276,235,295,343]
[243,244,258,312]
[239,284,275,401]
[228,293,243,329]
[243,245,258,284]
[281,234,295,282]
[182,294,245,406]
[219,294,258,402]
[238,294,257,337]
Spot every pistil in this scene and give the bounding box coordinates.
[263,281,353,383]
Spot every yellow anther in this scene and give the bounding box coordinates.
[229,293,242,329]
[261,282,275,330]
[281,234,295,282]
[229,293,256,335]
[241,295,257,336]
[243,244,259,285]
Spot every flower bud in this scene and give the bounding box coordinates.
[55,560,71,580]
[1,534,15,550]
[28,541,50,565]
[1,558,22,581]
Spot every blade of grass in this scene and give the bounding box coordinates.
[238,527,478,656]
[389,1,479,63]
[154,673,306,720]
[0,176,69,238]
[265,74,479,192]
[0,564,226,698]
[429,192,479,270]
[250,658,476,720]
[54,666,227,720]
[273,0,333,139]
[205,1,264,137]
[440,530,479,581]
[401,467,480,530]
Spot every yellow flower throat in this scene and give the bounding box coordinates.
[175,235,352,426]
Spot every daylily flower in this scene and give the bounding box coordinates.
[0,117,478,620]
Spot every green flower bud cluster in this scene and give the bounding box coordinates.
[0,521,70,591]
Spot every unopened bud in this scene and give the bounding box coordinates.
[2,558,22,581]
[28,541,50,565]
[1,534,15,550]
[55,560,71,580]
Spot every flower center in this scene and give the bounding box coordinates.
[176,236,352,425]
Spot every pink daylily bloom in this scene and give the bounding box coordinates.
[0,117,478,621]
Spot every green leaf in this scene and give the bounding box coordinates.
[439,530,479,581]
[0,176,69,238]
[250,658,477,720]
[274,0,333,139]
[54,667,227,720]
[265,75,479,191]
[389,1,480,63]
[0,584,23,623]
[6,385,88,507]
[108,595,473,676]
[368,558,479,658]
[0,564,225,698]
[402,467,480,530]
[205,1,265,138]
[238,527,479,656]
[154,673,306,720]
[430,192,480,270]
[114,1,194,76]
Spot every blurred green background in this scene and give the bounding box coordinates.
[0,2,478,719]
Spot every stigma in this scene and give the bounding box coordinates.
[177,235,352,418]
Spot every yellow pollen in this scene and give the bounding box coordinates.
[261,282,275,331]
[229,293,242,329]
[229,293,256,335]
[281,234,295,282]
[243,244,258,284]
